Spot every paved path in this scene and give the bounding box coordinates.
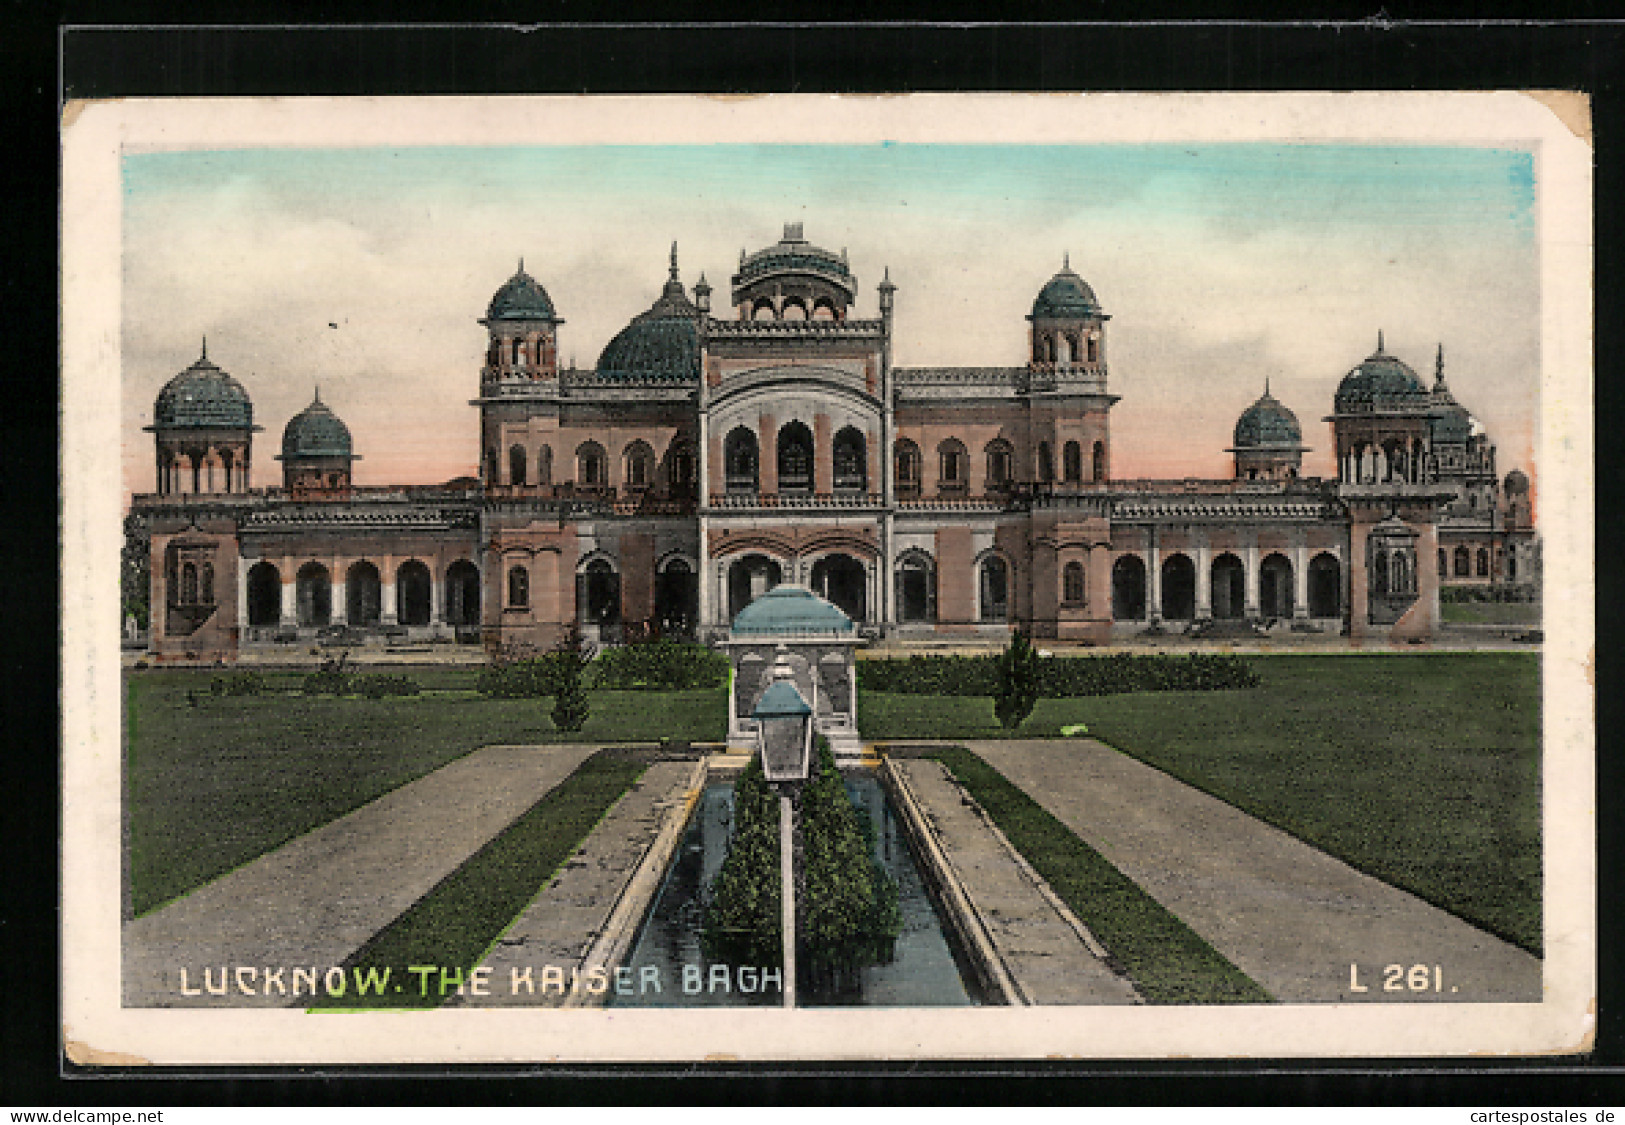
[891,760,1140,1006]
[965,740,1542,1004]
[465,760,702,1007]
[123,744,598,1007]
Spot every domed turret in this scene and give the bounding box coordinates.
[485,262,558,323]
[1030,259,1102,321]
[480,259,562,386]
[596,243,702,382]
[1229,382,1307,480]
[1504,468,1530,495]
[146,340,259,495]
[731,223,856,321]
[1027,254,1109,368]
[1333,332,1429,413]
[277,390,357,495]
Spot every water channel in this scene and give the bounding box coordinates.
[607,773,983,1008]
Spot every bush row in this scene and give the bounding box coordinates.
[1439,583,1540,604]
[302,671,421,697]
[477,641,728,697]
[857,651,1260,697]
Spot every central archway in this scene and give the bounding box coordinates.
[1259,553,1293,619]
[347,562,382,627]
[296,562,331,628]
[1161,554,1196,620]
[1211,553,1245,619]
[397,560,432,627]
[655,558,698,638]
[811,553,866,622]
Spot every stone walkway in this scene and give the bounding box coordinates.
[122,744,598,1007]
[463,759,703,1007]
[965,740,1542,1003]
[890,759,1140,1006]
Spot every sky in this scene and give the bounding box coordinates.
[121,142,1540,496]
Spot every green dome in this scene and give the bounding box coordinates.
[279,393,353,460]
[1334,337,1429,412]
[1232,389,1302,449]
[152,348,253,430]
[1430,404,1473,443]
[1030,263,1101,320]
[485,263,558,322]
[731,585,854,636]
[1504,468,1529,495]
[595,264,701,382]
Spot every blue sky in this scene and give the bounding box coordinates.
[122,142,1539,490]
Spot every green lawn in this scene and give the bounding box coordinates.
[868,653,1542,954]
[311,750,648,1010]
[125,669,726,915]
[926,746,1271,1005]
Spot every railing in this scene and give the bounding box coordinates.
[708,492,883,510]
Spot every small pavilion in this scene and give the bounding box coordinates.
[724,585,864,764]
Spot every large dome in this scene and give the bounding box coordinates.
[1232,387,1303,449]
[152,346,253,430]
[595,253,702,382]
[1030,259,1101,320]
[1334,335,1429,411]
[484,262,558,322]
[279,393,353,460]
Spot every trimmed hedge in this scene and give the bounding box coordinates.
[858,652,1260,698]
[1439,583,1539,604]
[352,673,421,699]
[476,653,576,699]
[209,671,265,697]
[593,639,729,691]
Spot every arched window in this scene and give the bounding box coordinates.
[1092,441,1107,482]
[1037,441,1054,483]
[397,560,432,627]
[1055,334,1072,364]
[1476,548,1490,577]
[777,421,814,493]
[781,299,807,321]
[985,439,1013,489]
[247,561,281,627]
[1453,546,1471,577]
[895,438,922,495]
[896,551,936,623]
[752,299,776,321]
[938,439,967,492]
[833,427,867,493]
[1086,335,1099,362]
[577,442,607,487]
[1063,441,1083,483]
[200,562,215,605]
[180,563,198,604]
[812,299,838,321]
[507,565,529,609]
[1063,561,1086,604]
[979,555,1010,622]
[509,445,527,487]
[512,338,523,366]
[668,441,697,496]
[725,428,759,493]
[624,441,655,489]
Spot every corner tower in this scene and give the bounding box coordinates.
[481,260,562,387]
[1025,256,1116,486]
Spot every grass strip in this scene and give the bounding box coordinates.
[308,750,647,1010]
[925,746,1273,1005]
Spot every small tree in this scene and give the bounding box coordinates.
[993,630,1042,729]
[550,630,591,733]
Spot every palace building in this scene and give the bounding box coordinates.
[132,223,1539,662]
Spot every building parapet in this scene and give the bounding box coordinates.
[707,492,883,512]
[705,318,885,340]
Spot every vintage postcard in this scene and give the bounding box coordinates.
[61,92,1594,1065]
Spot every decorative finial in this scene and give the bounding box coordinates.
[1377,328,1385,354]
[1435,342,1445,385]
[314,384,321,404]
[200,335,208,361]
[1264,376,1271,397]
[669,241,679,281]
[1063,251,1070,270]
[518,256,525,274]
[784,221,804,242]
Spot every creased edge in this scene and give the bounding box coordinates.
[1527,91,1592,146]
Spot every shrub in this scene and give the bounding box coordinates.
[302,654,352,696]
[1440,583,1540,604]
[857,651,1259,698]
[993,631,1042,729]
[550,645,591,732]
[209,670,265,697]
[351,673,421,699]
[700,753,783,967]
[477,654,574,698]
[593,639,729,691]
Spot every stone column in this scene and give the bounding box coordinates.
[280,555,298,628]
[1146,530,1161,624]
[331,555,347,624]
[236,555,250,638]
[380,554,398,626]
[1194,542,1212,620]
[1293,543,1310,619]
[1244,544,1261,618]
[431,558,446,626]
